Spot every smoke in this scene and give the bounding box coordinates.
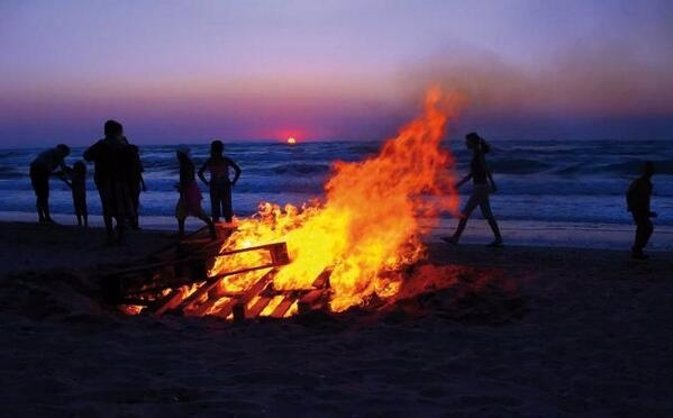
[401,41,673,139]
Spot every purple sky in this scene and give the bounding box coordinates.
[1,0,672,147]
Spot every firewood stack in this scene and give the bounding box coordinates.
[101,226,333,320]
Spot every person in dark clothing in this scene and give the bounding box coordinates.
[627,161,657,259]
[198,140,241,224]
[83,120,136,244]
[127,144,146,230]
[175,147,217,240]
[62,161,88,227]
[443,132,503,247]
[29,144,70,224]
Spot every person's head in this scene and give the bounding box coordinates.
[73,161,86,175]
[465,132,490,154]
[104,120,124,139]
[176,146,191,163]
[56,144,71,157]
[210,140,224,157]
[642,161,655,178]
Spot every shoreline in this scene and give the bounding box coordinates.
[2,210,673,252]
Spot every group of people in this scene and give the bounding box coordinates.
[174,140,241,240]
[29,125,658,258]
[29,120,241,245]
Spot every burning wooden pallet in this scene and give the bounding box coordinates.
[102,226,333,320]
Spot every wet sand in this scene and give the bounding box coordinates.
[1,221,672,417]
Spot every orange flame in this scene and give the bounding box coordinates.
[209,88,462,314]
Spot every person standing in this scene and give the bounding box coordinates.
[175,147,217,240]
[198,140,241,224]
[127,144,146,230]
[62,161,88,227]
[443,132,503,247]
[84,120,136,244]
[29,144,70,224]
[627,161,657,259]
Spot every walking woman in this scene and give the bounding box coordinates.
[444,132,503,247]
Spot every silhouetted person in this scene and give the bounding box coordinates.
[198,140,241,224]
[176,147,217,240]
[127,144,146,230]
[62,161,88,227]
[627,161,657,259]
[443,132,503,247]
[84,120,136,244]
[29,144,70,224]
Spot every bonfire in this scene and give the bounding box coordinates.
[112,89,464,319]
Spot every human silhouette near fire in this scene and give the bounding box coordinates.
[175,146,217,240]
[198,140,241,224]
[443,132,503,247]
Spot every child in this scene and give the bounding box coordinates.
[175,147,217,240]
[198,140,241,223]
[62,161,88,227]
[127,144,146,230]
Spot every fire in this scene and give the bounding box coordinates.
[207,88,462,314]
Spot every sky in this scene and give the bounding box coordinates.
[1,0,672,147]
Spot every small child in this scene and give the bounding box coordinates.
[63,161,88,227]
[127,144,146,230]
[198,140,241,223]
[175,147,217,240]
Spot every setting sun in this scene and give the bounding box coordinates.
[286,137,297,145]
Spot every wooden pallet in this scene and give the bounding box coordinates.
[103,225,333,320]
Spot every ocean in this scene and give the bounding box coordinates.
[1,139,672,227]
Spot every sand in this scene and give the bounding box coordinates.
[1,221,672,417]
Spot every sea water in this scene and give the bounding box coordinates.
[0,139,671,227]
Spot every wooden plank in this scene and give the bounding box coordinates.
[174,277,220,312]
[296,269,332,314]
[212,269,277,319]
[246,293,274,318]
[154,289,186,316]
[269,294,297,318]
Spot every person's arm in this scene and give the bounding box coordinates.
[83,141,102,162]
[455,173,472,189]
[229,158,242,185]
[58,158,68,173]
[483,155,497,192]
[197,160,209,186]
[647,183,657,218]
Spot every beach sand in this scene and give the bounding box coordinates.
[1,221,672,417]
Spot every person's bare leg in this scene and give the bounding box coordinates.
[199,214,217,239]
[178,218,186,240]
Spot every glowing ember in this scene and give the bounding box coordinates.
[205,88,462,314]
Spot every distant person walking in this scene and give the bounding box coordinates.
[627,161,657,259]
[29,144,71,224]
[63,161,88,227]
[198,140,241,224]
[84,120,136,244]
[176,147,217,240]
[443,132,503,247]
